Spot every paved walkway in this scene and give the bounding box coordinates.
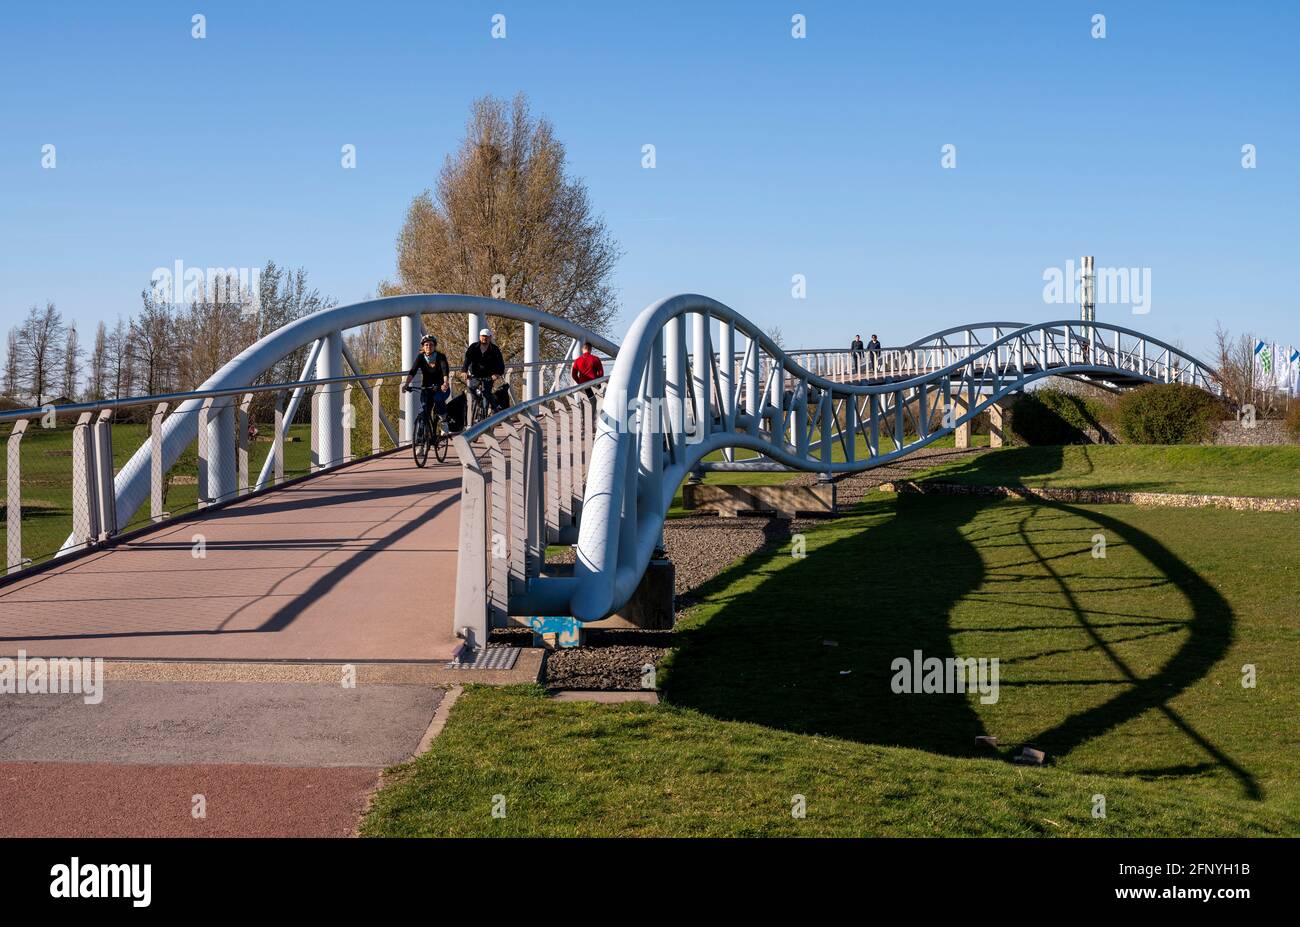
[0,682,444,836]
[0,454,463,662]
[0,453,465,836]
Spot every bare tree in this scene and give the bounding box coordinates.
[382,93,621,368]
[254,261,335,387]
[1213,323,1272,414]
[87,322,108,401]
[2,328,22,400]
[17,302,65,405]
[130,288,175,395]
[106,317,133,400]
[62,323,80,400]
[174,273,257,391]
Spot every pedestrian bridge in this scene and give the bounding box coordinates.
[0,293,1219,662]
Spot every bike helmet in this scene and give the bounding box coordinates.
[420,334,437,347]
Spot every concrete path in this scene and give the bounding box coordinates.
[0,454,463,662]
[0,453,470,836]
[0,682,443,836]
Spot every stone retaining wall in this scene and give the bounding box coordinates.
[1211,420,1293,446]
[879,480,1300,513]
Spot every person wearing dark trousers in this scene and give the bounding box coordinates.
[403,334,451,424]
[866,334,882,373]
[851,334,865,374]
[461,327,507,413]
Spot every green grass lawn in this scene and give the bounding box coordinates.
[910,444,1300,498]
[363,488,1300,837]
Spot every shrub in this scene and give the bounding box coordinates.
[1116,383,1221,444]
[1286,403,1300,441]
[1007,388,1111,445]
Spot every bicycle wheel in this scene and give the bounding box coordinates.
[412,416,430,468]
[433,416,449,463]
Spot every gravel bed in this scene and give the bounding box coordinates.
[535,446,988,690]
[544,645,665,690]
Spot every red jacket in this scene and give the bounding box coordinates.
[572,352,604,384]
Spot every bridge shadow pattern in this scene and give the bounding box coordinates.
[660,447,1259,800]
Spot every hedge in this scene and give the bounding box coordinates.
[1115,382,1221,444]
[1008,388,1111,445]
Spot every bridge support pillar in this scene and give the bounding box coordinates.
[524,321,539,400]
[601,558,675,630]
[988,401,1006,448]
[316,330,344,467]
[400,314,420,443]
[953,396,971,450]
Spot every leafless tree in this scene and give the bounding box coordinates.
[16,302,65,405]
[130,289,175,396]
[2,328,21,400]
[105,317,133,401]
[381,93,621,369]
[87,322,108,401]
[1213,323,1274,414]
[61,323,80,400]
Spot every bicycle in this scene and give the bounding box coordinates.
[404,386,450,467]
[465,376,496,429]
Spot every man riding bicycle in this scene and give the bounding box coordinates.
[461,326,507,418]
[403,334,451,431]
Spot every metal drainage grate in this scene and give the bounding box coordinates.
[446,644,521,671]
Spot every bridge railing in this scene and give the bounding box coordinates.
[0,370,416,577]
[450,377,608,648]
[520,297,1223,622]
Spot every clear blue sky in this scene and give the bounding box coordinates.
[2,0,1296,357]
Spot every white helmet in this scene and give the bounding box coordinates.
[479,328,492,338]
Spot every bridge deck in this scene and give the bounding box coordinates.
[0,454,463,662]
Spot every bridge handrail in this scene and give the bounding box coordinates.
[450,376,610,646]
[536,295,1221,622]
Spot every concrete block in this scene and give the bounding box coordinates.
[597,559,675,630]
[682,482,836,519]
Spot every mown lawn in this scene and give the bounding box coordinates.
[910,444,1300,498]
[363,486,1300,837]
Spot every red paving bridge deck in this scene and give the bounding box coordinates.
[0,454,463,662]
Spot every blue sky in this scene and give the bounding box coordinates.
[1,0,1296,357]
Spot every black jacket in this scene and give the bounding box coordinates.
[462,341,505,379]
[408,351,449,388]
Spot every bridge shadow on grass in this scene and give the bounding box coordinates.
[660,445,1259,798]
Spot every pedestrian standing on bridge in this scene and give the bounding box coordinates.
[866,334,882,373]
[851,334,865,374]
[571,341,604,385]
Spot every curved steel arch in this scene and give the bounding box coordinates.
[907,321,1029,348]
[106,294,618,536]
[525,295,1219,621]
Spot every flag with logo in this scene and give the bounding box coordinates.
[1254,340,1272,388]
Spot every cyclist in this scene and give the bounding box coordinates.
[461,326,507,415]
[403,334,450,434]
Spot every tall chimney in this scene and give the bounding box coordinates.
[1080,256,1096,322]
